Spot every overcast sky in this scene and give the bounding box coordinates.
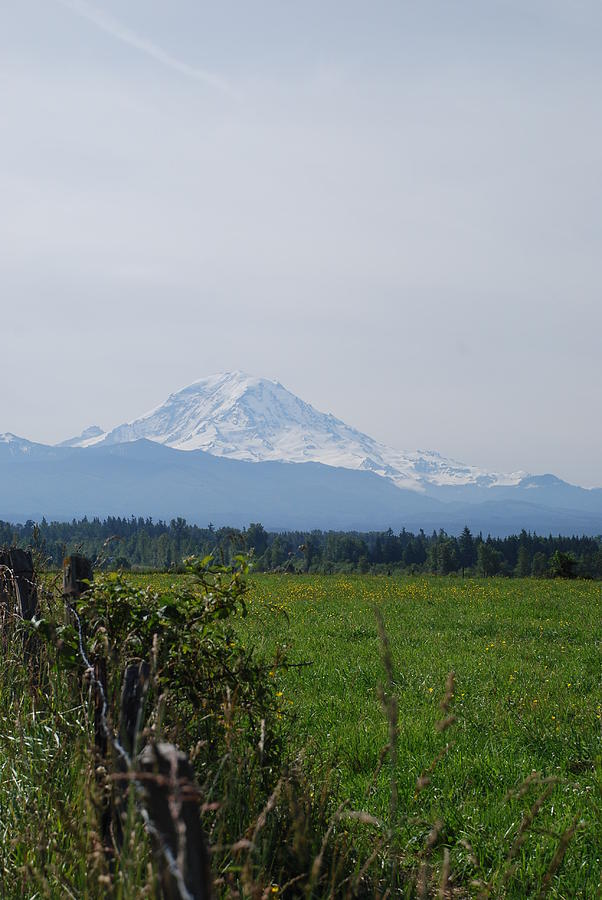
[2,1,601,485]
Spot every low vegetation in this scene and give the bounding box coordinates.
[0,561,599,897]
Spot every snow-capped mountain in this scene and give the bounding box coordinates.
[2,374,601,533]
[0,433,36,454]
[63,371,526,492]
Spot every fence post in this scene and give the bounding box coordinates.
[138,742,212,900]
[0,548,38,620]
[62,555,94,599]
[110,660,151,849]
[119,660,151,757]
[62,557,104,750]
[62,557,102,747]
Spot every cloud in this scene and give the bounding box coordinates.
[54,0,238,98]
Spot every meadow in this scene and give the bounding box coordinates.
[133,572,601,896]
[0,569,599,897]
[248,575,601,894]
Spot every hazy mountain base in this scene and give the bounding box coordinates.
[1,439,602,536]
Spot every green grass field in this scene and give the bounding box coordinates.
[240,575,602,895]
[127,572,601,895]
[1,571,599,897]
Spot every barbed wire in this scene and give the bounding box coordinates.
[1,561,198,900]
[67,598,196,899]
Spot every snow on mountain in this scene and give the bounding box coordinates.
[58,425,105,447]
[0,433,36,453]
[65,372,526,492]
[0,433,25,444]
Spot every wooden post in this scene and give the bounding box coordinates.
[11,549,37,620]
[62,554,100,749]
[112,660,152,850]
[119,660,150,757]
[138,742,212,900]
[62,559,100,746]
[0,549,38,620]
[63,555,94,598]
[94,656,108,758]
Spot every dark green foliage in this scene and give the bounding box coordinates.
[515,544,531,577]
[246,522,268,557]
[532,551,549,577]
[548,550,578,579]
[430,537,457,574]
[2,516,602,578]
[18,555,295,895]
[458,525,477,572]
[477,541,503,576]
[74,557,285,771]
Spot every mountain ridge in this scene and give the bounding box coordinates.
[58,371,527,493]
[1,372,600,534]
[0,437,600,536]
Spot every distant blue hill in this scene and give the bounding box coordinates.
[1,438,601,536]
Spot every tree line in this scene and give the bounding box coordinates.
[1,517,601,578]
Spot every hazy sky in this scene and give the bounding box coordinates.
[2,1,602,485]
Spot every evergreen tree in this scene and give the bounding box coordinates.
[458,526,476,574]
[548,550,577,579]
[478,542,502,577]
[514,545,531,578]
[246,523,268,557]
[531,552,548,577]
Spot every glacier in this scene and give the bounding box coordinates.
[63,371,526,493]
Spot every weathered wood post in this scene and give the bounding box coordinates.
[138,742,212,900]
[0,548,38,620]
[119,660,151,757]
[63,556,102,746]
[62,555,94,599]
[112,660,152,848]
[11,549,38,620]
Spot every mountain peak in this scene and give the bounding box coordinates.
[59,372,526,491]
[174,372,285,407]
[0,433,37,455]
[0,432,25,443]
